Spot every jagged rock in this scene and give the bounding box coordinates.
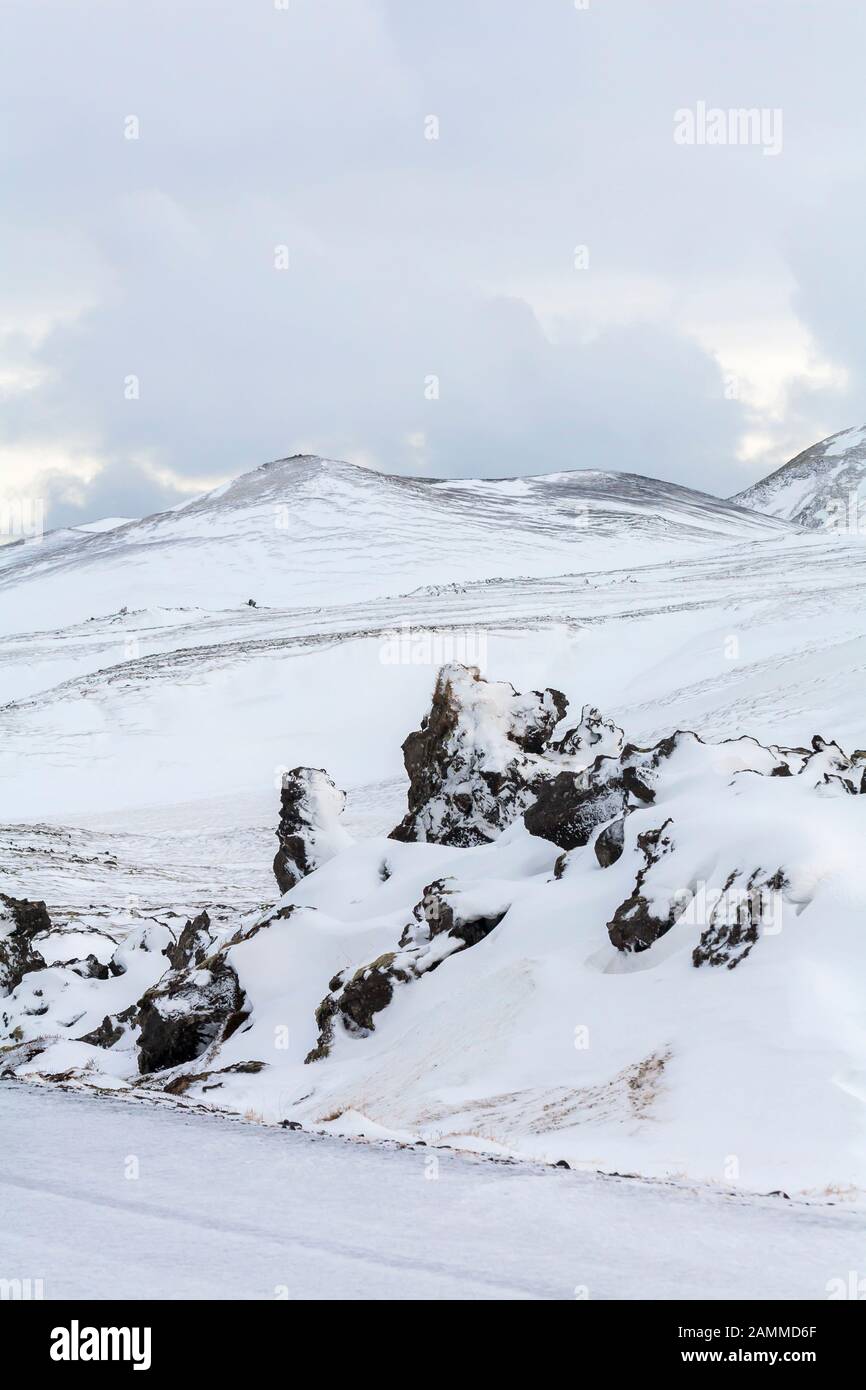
[63,954,110,981]
[74,912,259,1067]
[306,955,401,1063]
[555,705,624,759]
[306,877,512,1061]
[399,878,511,949]
[225,902,295,947]
[523,731,662,850]
[692,869,787,970]
[390,664,568,846]
[594,816,625,867]
[136,952,246,1075]
[78,1007,137,1050]
[524,729,794,853]
[524,770,627,851]
[801,735,866,794]
[273,767,352,894]
[595,728,860,958]
[0,894,50,995]
[164,909,213,971]
[607,821,677,952]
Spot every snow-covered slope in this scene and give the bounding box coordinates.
[732,425,866,528]
[4,448,866,1202]
[5,663,866,1197]
[0,454,787,636]
[73,516,136,534]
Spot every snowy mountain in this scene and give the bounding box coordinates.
[732,425,866,529]
[4,448,866,1204]
[0,454,786,636]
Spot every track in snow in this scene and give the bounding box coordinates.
[1,1083,861,1301]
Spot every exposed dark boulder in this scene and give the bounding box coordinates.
[0,893,50,995]
[78,1008,137,1050]
[63,954,110,980]
[390,664,568,846]
[273,767,351,894]
[305,955,402,1063]
[164,909,213,971]
[594,816,626,867]
[136,952,246,1074]
[399,878,510,949]
[306,877,511,1062]
[524,771,627,851]
[524,731,713,852]
[606,821,678,952]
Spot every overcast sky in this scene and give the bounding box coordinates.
[2,0,865,527]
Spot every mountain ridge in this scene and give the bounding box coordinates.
[732,425,866,528]
[0,452,789,637]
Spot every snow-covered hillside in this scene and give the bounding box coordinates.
[5,661,866,1196]
[732,425,866,529]
[4,450,866,1204]
[0,454,786,635]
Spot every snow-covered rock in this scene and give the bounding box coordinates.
[306,875,516,1061]
[555,704,624,759]
[0,894,49,995]
[389,663,569,846]
[273,768,353,894]
[6,661,866,1195]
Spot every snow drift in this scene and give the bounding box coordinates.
[4,663,866,1198]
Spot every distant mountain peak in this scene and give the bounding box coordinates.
[732,426,866,528]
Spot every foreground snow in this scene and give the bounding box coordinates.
[2,1082,862,1300]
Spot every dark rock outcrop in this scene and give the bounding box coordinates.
[274,767,351,894]
[79,1007,137,1050]
[306,877,511,1061]
[523,733,662,853]
[524,770,627,851]
[692,869,787,970]
[164,909,213,971]
[0,894,50,995]
[606,821,678,952]
[390,664,568,846]
[76,910,262,1071]
[63,953,110,980]
[137,951,246,1074]
[555,705,624,759]
[594,815,626,867]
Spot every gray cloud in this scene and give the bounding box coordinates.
[2,0,865,525]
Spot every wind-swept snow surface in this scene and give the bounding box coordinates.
[2,1084,862,1300]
